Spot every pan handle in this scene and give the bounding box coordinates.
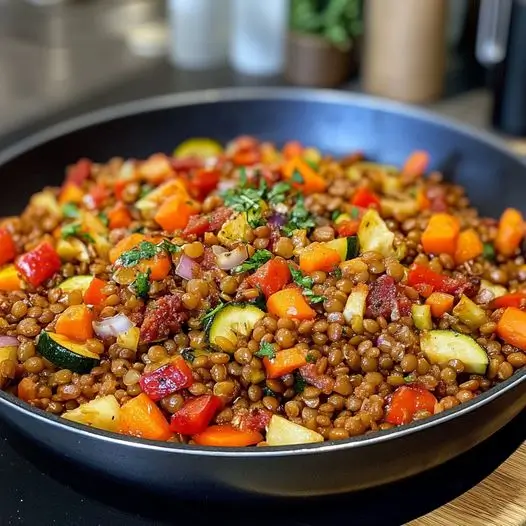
[475,0,513,66]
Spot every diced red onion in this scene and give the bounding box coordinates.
[0,336,18,348]
[216,245,249,270]
[175,253,201,280]
[268,212,287,227]
[93,313,134,339]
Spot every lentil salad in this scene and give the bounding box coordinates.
[0,136,525,447]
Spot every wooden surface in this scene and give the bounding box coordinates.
[410,442,526,526]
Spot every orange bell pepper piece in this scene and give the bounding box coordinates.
[497,307,526,351]
[154,195,200,231]
[59,182,85,205]
[0,264,22,291]
[299,243,341,273]
[83,277,108,306]
[109,233,145,264]
[263,347,307,378]
[454,229,483,265]
[138,154,174,184]
[118,393,172,441]
[107,202,132,230]
[267,287,316,320]
[55,304,94,341]
[282,140,303,159]
[401,150,430,181]
[495,208,524,257]
[421,213,460,256]
[193,424,262,447]
[282,157,327,194]
[425,292,455,318]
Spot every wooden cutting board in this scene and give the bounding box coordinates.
[409,443,526,525]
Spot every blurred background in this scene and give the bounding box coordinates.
[0,0,523,149]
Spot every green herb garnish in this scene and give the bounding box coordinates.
[350,207,360,220]
[332,268,343,279]
[289,266,327,304]
[267,181,291,205]
[157,239,181,254]
[222,183,266,228]
[283,195,315,235]
[62,203,79,219]
[201,302,225,327]
[331,210,342,222]
[139,184,153,199]
[118,241,158,267]
[98,212,109,227]
[293,372,307,393]
[306,353,317,363]
[255,341,276,359]
[61,223,95,244]
[132,269,151,298]
[483,242,495,261]
[290,170,304,184]
[262,386,277,398]
[233,249,272,274]
[181,348,196,363]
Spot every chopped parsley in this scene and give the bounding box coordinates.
[181,348,196,363]
[233,249,272,274]
[289,266,327,304]
[283,195,315,235]
[118,239,180,267]
[306,353,317,363]
[98,212,109,227]
[332,268,343,280]
[262,386,278,398]
[221,181,266,228]
[255,341,276,359]
[483,242,495,261]
[350,207,360,220]
[139,184,153,199]
[201,302,225,328]
[331,210,342,222]
[61,223,95,244]
[62,203,79,219]
[290,170,304,184]
[267,181,291,205]
[132,269,150,298]
[293,372,307,394]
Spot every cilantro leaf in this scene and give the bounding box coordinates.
[255,341,276,359]
[332,268,343,279]
[267,181,291,206]
[118,241,158,267]
[293,372,307,393]
[233,249,272,274]
[303,290,326,303]
[283,195,315,235]
[290,170,304,184]
[139,184,153,199]
[181,348,196,363]
[201,302,225,328]
[157,239,181,254]
[483,242,495,261]
[306,353,317,363]
[61,223,95,244]
[62,203,79,219]
[289,266,314,289]
[350,207,360,219]
[132,269,151,298]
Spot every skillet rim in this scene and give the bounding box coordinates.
[0,86,525,458]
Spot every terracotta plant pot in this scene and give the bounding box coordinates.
[285,31,356,88]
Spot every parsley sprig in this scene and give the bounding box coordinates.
[283,195,315,235]
[233,249,272,274]
[255,341,276,359]
[61,223,95,244]
[132,269,151,298]
[289,266,326,304]
[221,179,267,228]
[117,239,180,267]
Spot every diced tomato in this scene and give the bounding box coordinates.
[232,149,261,166]
[406,264,474,297]
[170,157,204,172]
[490,292,526,310]
[247,258,290,298]
[170,394,222,435]
[351,187,381,209]
[83,184,109,210]
[139,356,193,402]
[299,363,335,394]
[114,180,128,201]
[385,384,437,425]
[83,277,108,306]
[66,158,92,187]
[16,242,61,287]
[187,169,221,201]
[182,207,232,238]
[0,228,17,266]
[335,220,360,237]
[366,275,410,320]
[236,408,272,432]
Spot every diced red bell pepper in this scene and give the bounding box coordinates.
[16,242,61,287]
[366,275,411,320]
[335,220,360,237]
[490,292,526,310]
[385,384,437,425]
[351,187,381,209]
[107,202,132,229]
[139,356,194,402]
[182,207,232,238]
[187,169,221,201]
[83,184,110,210]
[66,158,92,187]
[170,394,221,435]
[247,258,290,298]
[0,228,17,266]
[83,277,108,306]
[407,264,469,297]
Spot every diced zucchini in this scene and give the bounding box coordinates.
[0,346,17,363]
[343,283,369,324]
[358,209,395,257]
[479,280,507,301]
[57,275,93,295]
[62,395,120,432]
[325,236,359,261]
[266,415,324,446]
[208,303,265,352]
[38,331,100,374]
[420,330,488,374]
[453,295,488,329]
[412,304,432,331]
[173,138,223,159]
[217,213,253,248]
[117,327,140,351]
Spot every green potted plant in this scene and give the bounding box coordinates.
[286,0,363,87]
